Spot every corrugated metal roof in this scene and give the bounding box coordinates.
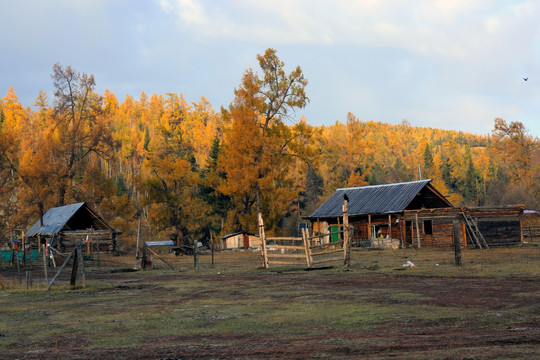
[26,202,86,237]
[307,180,432,219]
[220,231,257,239]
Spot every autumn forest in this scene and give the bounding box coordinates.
[1,49,538,248]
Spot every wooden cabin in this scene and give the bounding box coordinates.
[305,180,524,248]
[25,202,119,252]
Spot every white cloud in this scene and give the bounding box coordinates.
[158,0,540,64]
[160,0,208,25]
[2,0,539,137]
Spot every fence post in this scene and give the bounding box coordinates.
[258,213,268,268]
[194,239,199,270]
[453,220,462,266]
[343,200,351,267]
[70,245,79,286]
[302,228,311,267]
[42,244,48,285]
[211,233,215,266]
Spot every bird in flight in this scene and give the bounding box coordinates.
[523,77,528,81]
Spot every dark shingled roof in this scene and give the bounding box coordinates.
[26,202,112,237]
[306,179,451,219]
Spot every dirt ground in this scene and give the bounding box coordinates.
[2,249,540,359]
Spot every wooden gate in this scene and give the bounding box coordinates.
[258,200,352,268]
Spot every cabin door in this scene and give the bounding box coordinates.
[243,234,250,248]
[331,226,340,242]
[405,221,413,247]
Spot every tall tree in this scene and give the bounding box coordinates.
[50,64,114,205]
[491,118,535,182]
[219,49,312,232]
[140,93,211,245]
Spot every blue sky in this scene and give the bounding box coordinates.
[1,0,539,137]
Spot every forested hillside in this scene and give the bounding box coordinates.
[1,50,538,248]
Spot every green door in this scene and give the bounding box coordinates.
[331,225,340,242]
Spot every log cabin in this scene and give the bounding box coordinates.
[305,180,524,248]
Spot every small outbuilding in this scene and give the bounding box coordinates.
[220,231,260,250]
[25,202,118,252]
[305,180,524,248]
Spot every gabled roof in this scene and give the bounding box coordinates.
[220,231,257,240]
[26,202,113,237]
[306,179,452,219]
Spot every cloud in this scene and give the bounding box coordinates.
[160,0,207,25]
[2,0,539,137]
[158,0,540,63]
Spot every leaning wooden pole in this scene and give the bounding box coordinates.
[302,228,312,267]
[146,246,175,270]
[47,248,75,291]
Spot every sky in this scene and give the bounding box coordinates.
[1,0,540,137]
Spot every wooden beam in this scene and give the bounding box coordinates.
[416,213,421,249]
[266,237,303,241]
[266,253,308,259]
[310,249,344,257]
[267,260,306,265]
[311,256,344,265]
[266,245,306,250]
[309,240,344,249]
[47,248,75,291]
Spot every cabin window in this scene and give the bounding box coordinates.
[423,220,433,235]
[370,225,377,239]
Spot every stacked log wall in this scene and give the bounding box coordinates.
[60,230,116,252]
[404,209,465,247]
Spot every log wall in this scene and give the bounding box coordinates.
[310,205,524,248]
[59,230,116,252]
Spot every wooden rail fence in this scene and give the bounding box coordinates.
[258,200,352,268]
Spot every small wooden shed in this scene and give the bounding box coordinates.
[306,180,524,248]
[220,231,260,250]
[25,202,118,252]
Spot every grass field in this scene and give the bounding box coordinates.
[1,245,539,359]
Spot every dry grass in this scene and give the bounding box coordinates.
[0,245,539,359]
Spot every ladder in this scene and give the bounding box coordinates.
[461,212,489,249]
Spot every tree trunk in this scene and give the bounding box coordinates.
[255,186,261,216]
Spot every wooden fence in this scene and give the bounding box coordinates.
[258,200,352,268]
